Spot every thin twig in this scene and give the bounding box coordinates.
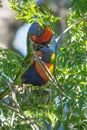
[29,39,71,100]
[55,19,82,44]
[54,19,84,83]
[0,102,19,113]
[53,19,84,99]
[10,111,15,129]
[6,82,25,118]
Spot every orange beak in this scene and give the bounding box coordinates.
[36,51,42,58]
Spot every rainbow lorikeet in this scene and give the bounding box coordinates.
[28,22,53,45]
[21,47,55,86]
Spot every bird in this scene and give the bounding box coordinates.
[21,47,55,86]
[28,22,53,45]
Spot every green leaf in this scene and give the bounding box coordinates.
[0,48,23,84]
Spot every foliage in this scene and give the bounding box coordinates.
[0,0,87,130]
[0,48,23,88]
[8,0,60,27]
[72,0,87,17]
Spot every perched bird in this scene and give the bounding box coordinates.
[28,22,53,45]
[21,48,55,86]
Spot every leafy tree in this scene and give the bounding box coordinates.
[0,0,87,129]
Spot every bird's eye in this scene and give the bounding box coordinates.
[36,27,45,37]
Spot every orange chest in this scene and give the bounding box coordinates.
[35,61,54,82]
[30,27,53,44]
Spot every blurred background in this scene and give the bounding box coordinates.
[0,0,71,56]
